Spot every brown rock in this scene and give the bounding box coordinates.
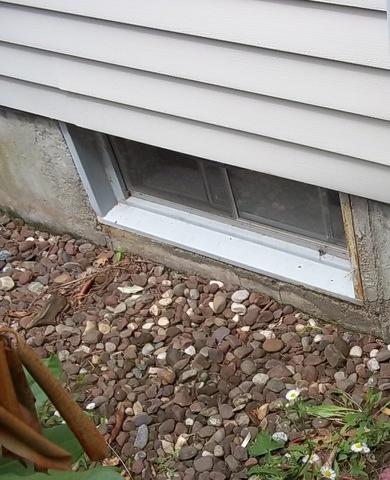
[263,339,284,353]
[174,388,193,407]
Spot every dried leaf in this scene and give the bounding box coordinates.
[108,404,125,445]
[382,407,390,416]
[251,403,269,421]
[27,294,67,328]
[75,278,95,303]
[94,251,113,268]
[0,406,71,462]
[0,426,70,471]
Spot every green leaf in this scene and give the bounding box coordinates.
[43,425,84,464]
[4,466,122,480]
[25,356,62,410]
[248,432,284,457]
[304,404,353,419]
[0,457,35,476]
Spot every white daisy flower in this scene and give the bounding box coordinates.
[286,389,300,402]
[321,466,336,479]
[272,431,288,443]
[302,453,320,465]
[351,442,370,453]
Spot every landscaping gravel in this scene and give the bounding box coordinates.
[1,213,389,479]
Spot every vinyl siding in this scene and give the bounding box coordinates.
[0,1,389,202]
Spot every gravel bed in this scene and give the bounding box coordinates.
[1,213,389,479]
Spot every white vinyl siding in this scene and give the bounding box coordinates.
[0,0,389,202]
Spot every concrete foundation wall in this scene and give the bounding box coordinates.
[1,107,390,340]
[0,107,105,244]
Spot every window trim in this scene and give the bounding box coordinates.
[102,195,355,300]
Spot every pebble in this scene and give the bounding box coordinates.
[0,276,14,291]
[28,281,45,294]
[376,349,390,362]
[231,289,250,303]
[134,425,149,449]
[367,358,380,372]
[252,373,269,386]
[349,345,363,358]
[194,456,213,473]
[263,338,284,353]
[231,303,247,315]
[4,216,390,480]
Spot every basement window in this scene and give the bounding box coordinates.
[63,123,354,300]
[109,136,346,249]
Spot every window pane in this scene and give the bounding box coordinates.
[110,137,234,216]
[228,166,345,245]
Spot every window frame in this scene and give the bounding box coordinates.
[108,135,348,258]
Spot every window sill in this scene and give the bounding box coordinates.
[101,197,355,301]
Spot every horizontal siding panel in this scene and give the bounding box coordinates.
[1,75,390,205]
[0,1,389,68]
[1,43,389,165]
[0,9,389,121]
[307,0,386,10]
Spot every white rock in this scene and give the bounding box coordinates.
[367,358,380,372]
[259,330,275,340]
[231,289,250,303]
[175,434,188,450]
[58,350,70,362]
[142,344,155,356]
[161,289,173,299]
[349,346,363,358]
[231,302,247,315]
[295,324,306,334]
[133,401,143,416]
[240,326,250,332]
[158,317,170,327]
[85,402,96,410]
[232,314,240,323]
[98,322,111,335]
[84,320,95,335]
[252,373,269,386]
[184,345,196,356]
[0,276,14,291]
[142,322,154,330]
[159,298,173,307]
[149,305,159,316]
[127,322,138,333]
[370,349,379,358]
[209,280,224,288]
[157,352,167,361]
[314,334,324,343]
[185,418,194,426]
